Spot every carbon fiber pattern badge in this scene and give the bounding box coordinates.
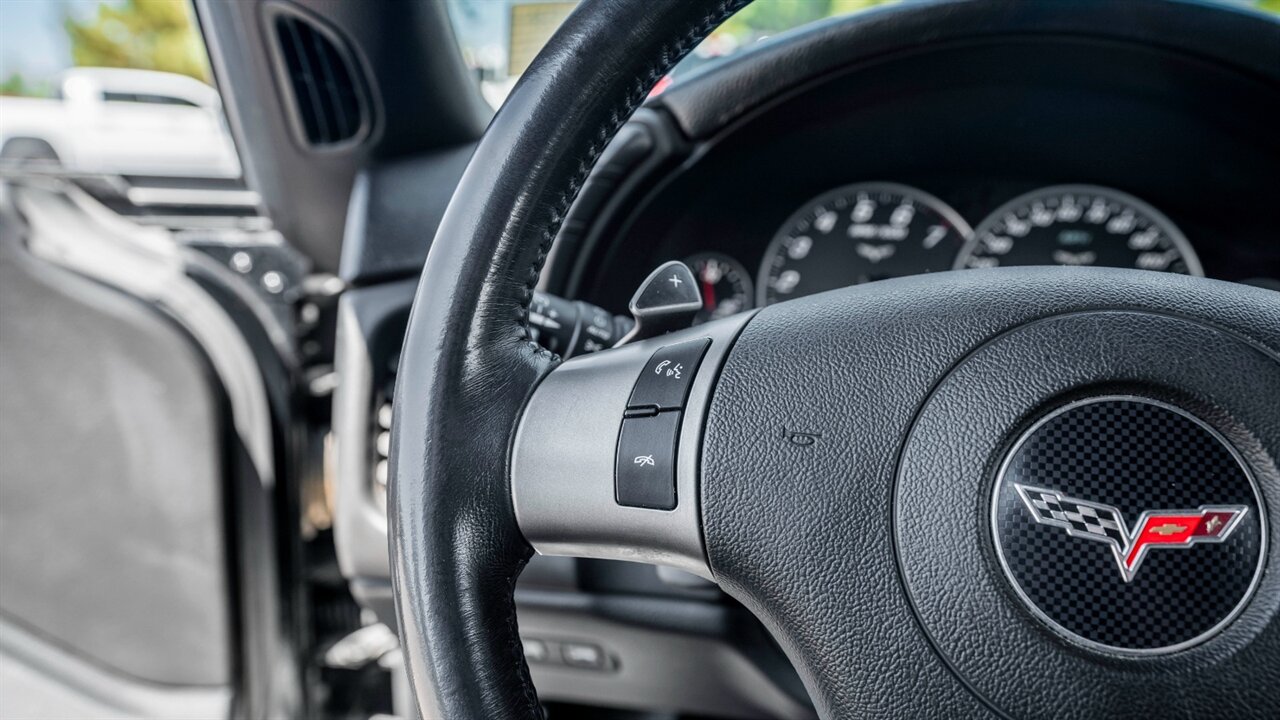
[992,397,1265,653]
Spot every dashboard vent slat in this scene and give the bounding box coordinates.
[273,14,366,148]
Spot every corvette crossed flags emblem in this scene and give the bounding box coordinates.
[1013,484,1249,582]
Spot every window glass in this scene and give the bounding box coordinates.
[445,0,1280,109]
[2,0,215,97]
[1,0,241,181]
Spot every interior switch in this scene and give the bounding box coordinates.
[628,338,710,411]
[616,412,680,510]
[560,642,607,669]
[522,638,549,663]
[528,291,630,358]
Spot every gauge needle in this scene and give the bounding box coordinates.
[701,272,716,309]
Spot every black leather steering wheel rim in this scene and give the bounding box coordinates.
[388,2,748,717]
[389,1,1280,718]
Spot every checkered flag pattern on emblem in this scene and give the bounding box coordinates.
[1016,485,1127,545]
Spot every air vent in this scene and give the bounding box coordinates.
[273,13,368,147]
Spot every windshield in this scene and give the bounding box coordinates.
[447,0,1280,109]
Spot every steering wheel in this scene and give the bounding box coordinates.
[388,0,1280,717]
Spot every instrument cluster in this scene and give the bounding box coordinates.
[683,182,1204,318]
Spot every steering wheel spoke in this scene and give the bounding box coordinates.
[512,312,753,579]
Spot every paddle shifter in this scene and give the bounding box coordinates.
[615,260,703,345]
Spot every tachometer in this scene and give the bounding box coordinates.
[685,252,753,324]
[758,182,972,306]
[955,185,1202,275]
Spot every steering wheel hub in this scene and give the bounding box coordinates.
[891,307,1280,716]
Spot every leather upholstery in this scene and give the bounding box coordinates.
[388,1,747,717]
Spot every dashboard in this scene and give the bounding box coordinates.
[568,36,1280,317]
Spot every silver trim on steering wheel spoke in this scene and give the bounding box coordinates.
[511,312,754,579]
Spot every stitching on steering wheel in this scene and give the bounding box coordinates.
[504,558,540,717]
[516,0,750,358]
[502,4,748,714]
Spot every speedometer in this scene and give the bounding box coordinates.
[685,252,753,324]
[955,185,1202,276]
[758,182,972,305]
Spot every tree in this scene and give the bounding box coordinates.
[64,0,210,84]
[1,73,33,97]
[717,0,899,43]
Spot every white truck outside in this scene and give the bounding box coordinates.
[0,67,241,179]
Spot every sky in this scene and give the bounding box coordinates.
[0,1,94,84]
